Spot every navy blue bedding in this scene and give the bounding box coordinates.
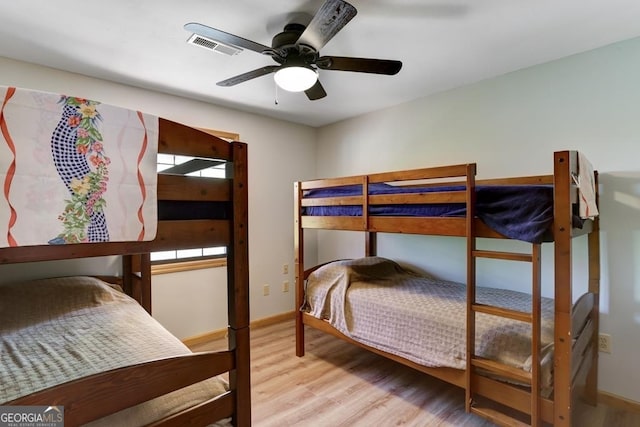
[303,183,578,243]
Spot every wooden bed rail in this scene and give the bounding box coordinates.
[8,351,234,426]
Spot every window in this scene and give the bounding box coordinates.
[151,153,228,273]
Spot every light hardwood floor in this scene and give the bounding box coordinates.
[189,319,640,426]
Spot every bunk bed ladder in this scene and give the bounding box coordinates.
[467,244,543,427]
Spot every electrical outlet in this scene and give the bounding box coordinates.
[263,284,270,296]
[598,333,611,353]
[282,281,289,293]
[283,264,289,275]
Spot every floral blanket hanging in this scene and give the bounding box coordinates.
[0,86,158,247]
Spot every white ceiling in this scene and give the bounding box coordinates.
[1,1,640,127]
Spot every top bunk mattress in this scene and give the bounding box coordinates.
[303,182,583,243]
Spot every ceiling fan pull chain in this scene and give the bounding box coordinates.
[274,81,279,105]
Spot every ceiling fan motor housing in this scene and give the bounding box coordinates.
[271,23,317,65]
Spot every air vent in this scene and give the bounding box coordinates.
[187,34,242,56]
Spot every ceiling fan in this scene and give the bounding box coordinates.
[184,0,402,100]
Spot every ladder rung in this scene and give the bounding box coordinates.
[473,249,532,262]
[471,357,532,384]
[472,303,532,323]
[470,405,530,427]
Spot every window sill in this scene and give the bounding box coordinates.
[151,258,227,275]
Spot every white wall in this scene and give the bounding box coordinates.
[0,57,317,339]
[315,37,640,402]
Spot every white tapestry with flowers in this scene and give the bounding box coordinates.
[0,86,158,247]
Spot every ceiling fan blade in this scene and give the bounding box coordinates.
[317,56,402,75]
[296,0,357,51]
[217,66,280,87]
[185,22,271,54]
[305,80,327,100]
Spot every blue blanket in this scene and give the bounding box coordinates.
[303,183,576,243]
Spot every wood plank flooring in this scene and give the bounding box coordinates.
[189,319,640,426]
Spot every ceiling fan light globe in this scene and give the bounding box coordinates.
[274,66,318,92]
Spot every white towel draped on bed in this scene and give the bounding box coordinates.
[576,152,599,219]
[0,86,158,247]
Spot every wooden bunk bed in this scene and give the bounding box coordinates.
[0,113,250,426]
[294,151,599,427]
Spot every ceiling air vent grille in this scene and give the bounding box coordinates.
[187,34,242,56]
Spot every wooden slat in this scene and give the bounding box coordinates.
[471,358,532,384]
[301,216,511,239]
[158,174,231,201]
[301,215,533,240]
[302,165,475,191]
[477,174,553,186]
[400,174,553,189]
[301,216,366,230]
[368,163,476,183]
[470,406,530,427]
[571,320,595,381]
[9,351,234,426]
[159,118,231,159]
[301,196,363,206]
[301,176,364,190]
[369,191,467,205]
[473,376,554,424]
[572,346,595,396]
[370,217,466,236]
[0,241,153,264]
[473,250,533,262]
[147,392,235,427]
[472,303,532,323]
[572,292,595,337]
[153,220,230,251]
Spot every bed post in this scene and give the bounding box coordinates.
[365,232,377,256]
[121,253,152,314]
[227,141,250,427]
[553,150,575,427]
[294,181,305,357]
[584,171,601,405]
[122,255,133,297]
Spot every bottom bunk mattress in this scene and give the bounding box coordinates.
[0,275,230,426]
[302,257,554,395]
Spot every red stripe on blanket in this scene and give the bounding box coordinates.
[136,111,148,241]
[1,87,18,246]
